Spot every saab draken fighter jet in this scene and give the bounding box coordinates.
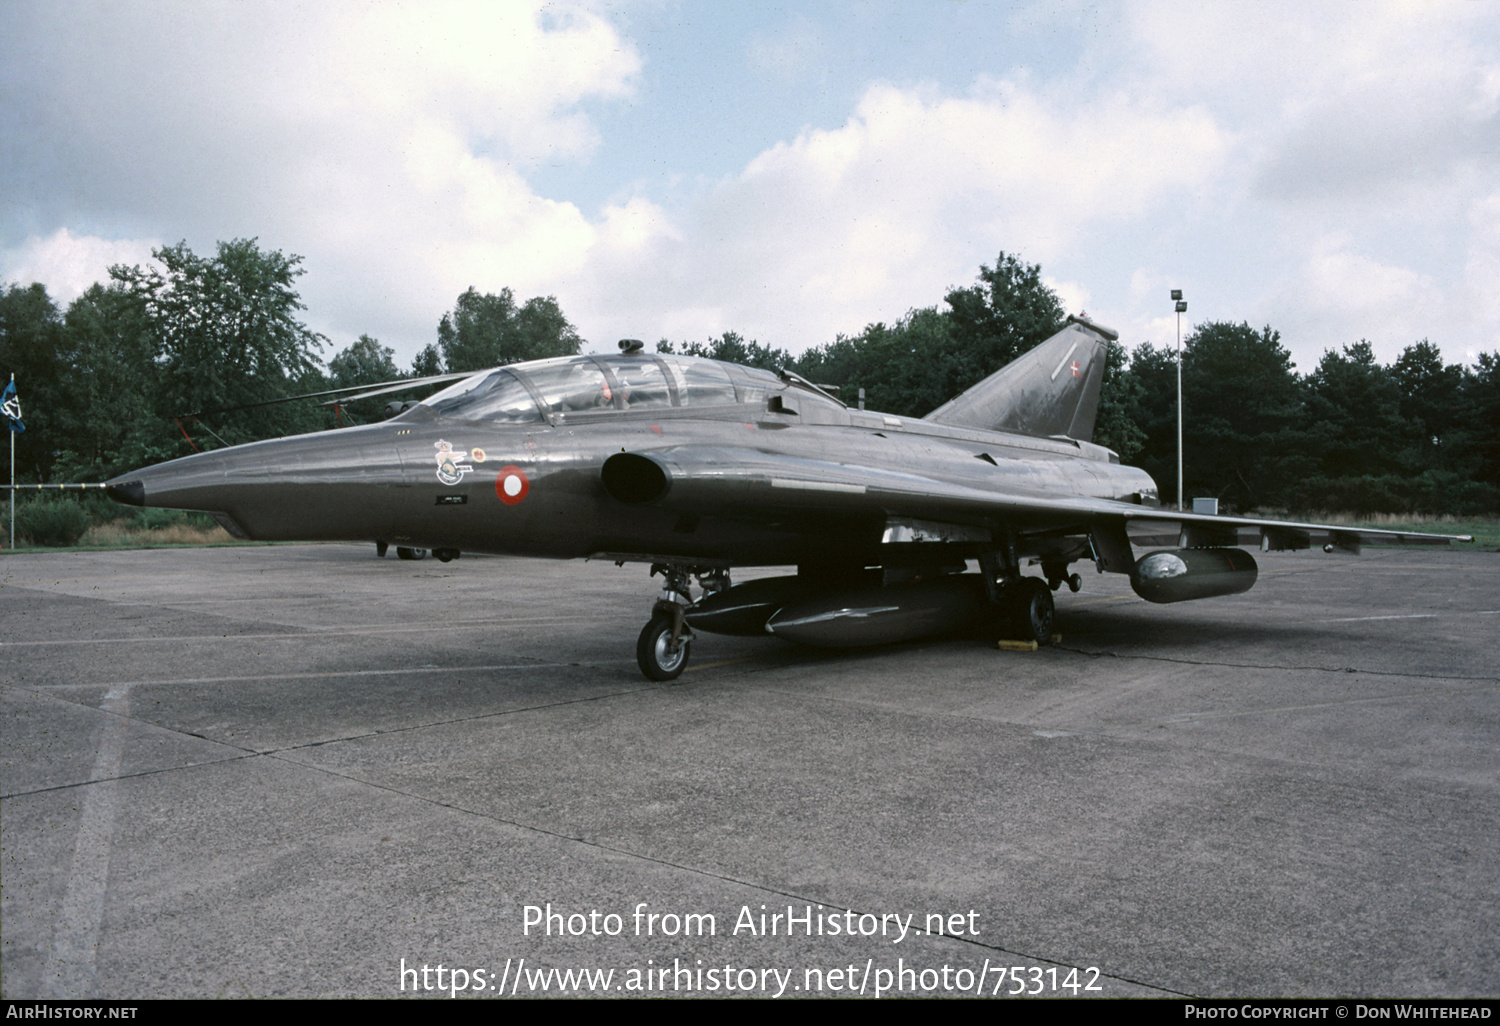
[106,318,1472,680]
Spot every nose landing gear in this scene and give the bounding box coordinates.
[635,564,730,681]
[637,612,690,681]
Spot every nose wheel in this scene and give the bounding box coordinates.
[637,612,691,681]
[635,563,728,680]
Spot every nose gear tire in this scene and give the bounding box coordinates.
[637,614,690,681]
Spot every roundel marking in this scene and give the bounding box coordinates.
[496,466,530,505]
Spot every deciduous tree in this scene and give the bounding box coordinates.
[112,239,327,449]
[55,283,158,477]
[0,282,65,480]
[658,332,794,372]
[942,252,1067,389]
[436,288,582,372]
[329,334,401,389]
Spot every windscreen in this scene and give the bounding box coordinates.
[422,369,542,423]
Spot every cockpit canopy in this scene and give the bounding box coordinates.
[420,353,839,423]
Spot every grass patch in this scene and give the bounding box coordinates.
[1,499,245,551]
[79,520,239,548]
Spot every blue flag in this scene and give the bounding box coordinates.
[3,379,23,433]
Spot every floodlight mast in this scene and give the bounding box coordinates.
[1171,290,1186,512]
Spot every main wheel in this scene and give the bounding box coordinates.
[637,614,690,681]
[396,547,427,560]
[1010,577,1056,644]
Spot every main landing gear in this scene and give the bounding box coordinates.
[982,551,1073,646]
[635,564,729,681]
[376,539,448,562]
[1004,577,1056,645]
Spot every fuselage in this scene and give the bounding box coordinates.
[107,353,1159,568]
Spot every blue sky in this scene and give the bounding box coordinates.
[3,1,1497,376]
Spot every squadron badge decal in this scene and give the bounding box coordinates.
[434,440,474,485]
[496,466,530,505]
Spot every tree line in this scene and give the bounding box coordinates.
[663,254,1500,515]
[0,240,583,484]
[2,240,1497,516]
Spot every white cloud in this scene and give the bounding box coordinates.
[0,230,158,305]
[2,1,639,354]
[1090,1,1500,366]
[4,0,1496,370]
[1272,238,1447,363]
[1458,192,1500,359]
[329,4,638,166]
[558,78,1231,350]
[1121,2,1500,219]
[1047,277,1092,322]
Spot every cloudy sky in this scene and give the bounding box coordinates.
[3,1,1497,374]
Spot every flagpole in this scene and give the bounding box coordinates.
[9,373,14,550]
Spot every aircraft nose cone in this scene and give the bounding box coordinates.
[105,479,145,506]
[101,423,408,542]
[105,450,228,512]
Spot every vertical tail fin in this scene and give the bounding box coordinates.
[922,315,1115,441]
